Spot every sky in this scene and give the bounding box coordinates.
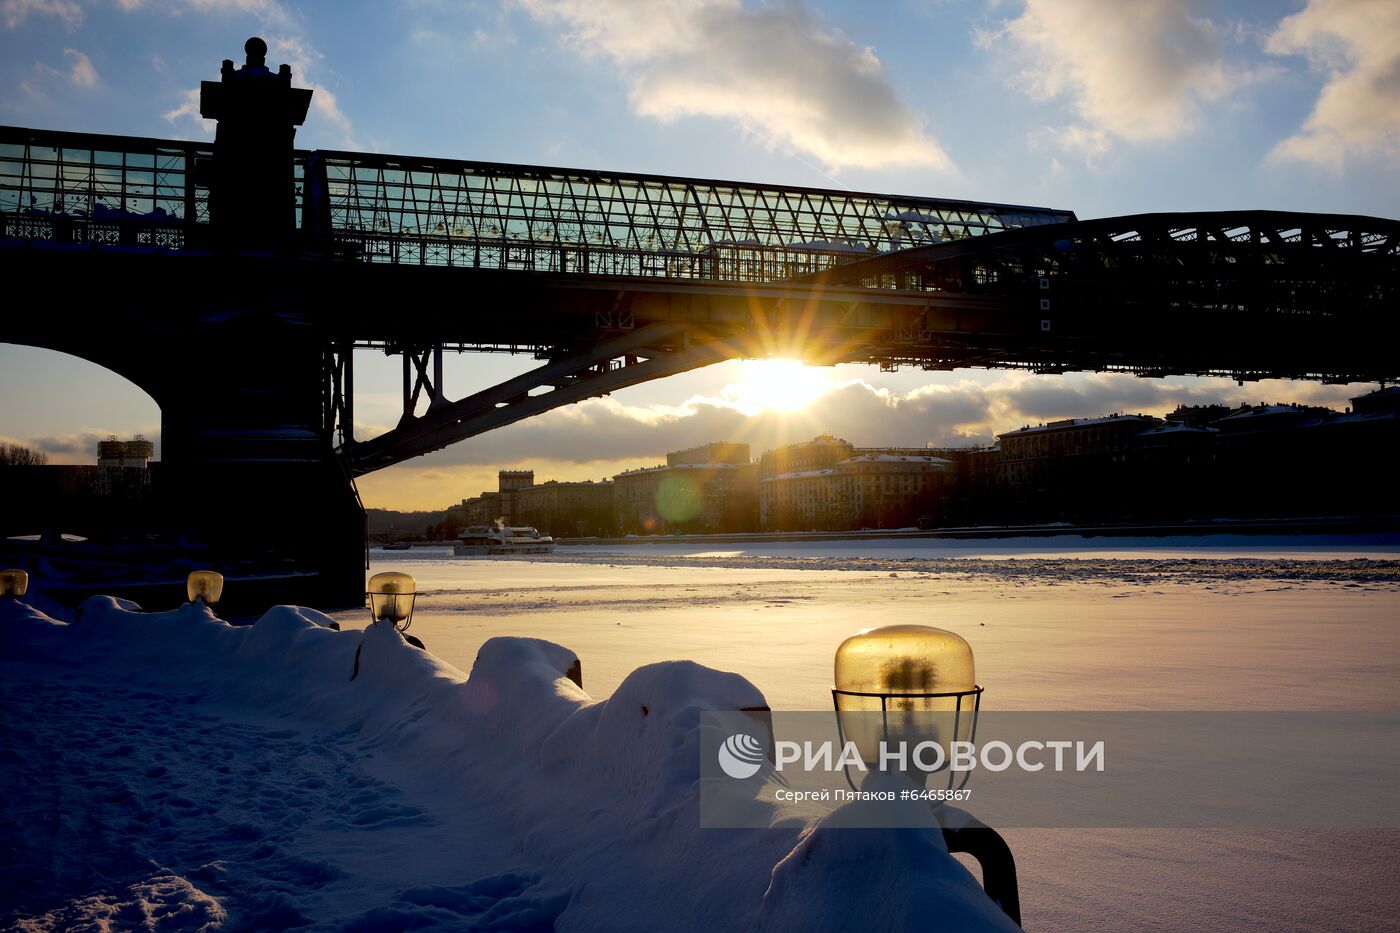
[2,0,1397,509]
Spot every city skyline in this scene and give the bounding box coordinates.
[2,0,1396,508]
[445,390,1380,515]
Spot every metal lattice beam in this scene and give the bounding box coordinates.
[344,322,734,474]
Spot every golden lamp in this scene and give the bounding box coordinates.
[832,624,982,788]
[367,571,416,633]
[186,570,224,607]
[0,568,28,598]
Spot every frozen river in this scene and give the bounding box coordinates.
[344,535,1400,711]
[331,537,1400,931]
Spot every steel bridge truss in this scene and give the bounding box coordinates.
[329,323,746,476]
[811,210,1400,383]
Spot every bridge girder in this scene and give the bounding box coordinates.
[5,208,1398,475]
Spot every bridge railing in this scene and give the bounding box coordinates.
[324,228,874,281]
[0,126,211,247]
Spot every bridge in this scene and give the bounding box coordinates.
[2,39,1396,608]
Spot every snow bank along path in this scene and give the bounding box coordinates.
[0,597,1016,931]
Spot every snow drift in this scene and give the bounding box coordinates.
[0,596,1016,931]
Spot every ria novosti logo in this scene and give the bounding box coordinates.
[717,733,766,779]
[717,732,1106,779]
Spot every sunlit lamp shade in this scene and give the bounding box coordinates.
[1,569,28,598]
[833,624,982,780]
[186,570,224,606]
[367,571,416,631]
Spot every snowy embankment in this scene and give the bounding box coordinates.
[0,598,1015,931]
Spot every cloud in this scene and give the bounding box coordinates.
[1265,0,1400,168]
[2,0,81,30]
[347,368,1377,509]
[516,0,951,171]
[267,33,356,146]
[136,0,356,146]
[29,46,98,93]
[3,428,160,465]
[162,86,201,125]
[60,47,98,86]
[359,368,1375,477]
[985,0,1244,156]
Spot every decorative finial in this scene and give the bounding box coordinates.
[244,36,267,68]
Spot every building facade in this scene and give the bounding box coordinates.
[614,441,758,534]
[462,469,535,525]
[513,479,615,537]
[759,451,955,531]
[757,434,855,479]
[667,442,751,467]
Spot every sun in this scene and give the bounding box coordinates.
[726,359,833,415]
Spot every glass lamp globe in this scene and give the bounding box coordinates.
[833,624,982,786]
[0,569,28,598]
[367,571,416,632]
[186,570,224,606]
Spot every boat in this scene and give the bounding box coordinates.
[454,525,555,556]
[382,526,413,550]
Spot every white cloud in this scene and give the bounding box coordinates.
[61,47,98,86]
[986,0,1244,157]
[33,46,99,89]
[1265,0,1400,168]
[162,85,201,125]
[1,0,81,30]
[267,33,356,147]
[516,0,951,171]
[131,0,356,146]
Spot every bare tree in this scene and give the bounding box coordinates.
[0,444,49,466]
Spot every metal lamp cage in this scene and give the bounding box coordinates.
[831,684,983,793]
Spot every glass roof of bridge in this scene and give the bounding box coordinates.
[0,126,1075,281]
[315,150,1073,255]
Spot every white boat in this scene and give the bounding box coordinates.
[454,525,555,556]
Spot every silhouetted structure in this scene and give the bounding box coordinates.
[1,38,1396,606]
[199,37,311,250]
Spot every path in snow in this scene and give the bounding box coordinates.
[0,663,546,931]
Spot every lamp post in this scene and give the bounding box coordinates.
[831,624,1020,928]
[351,571,422,682]
[186,570,224,609]
[0,569,27,599]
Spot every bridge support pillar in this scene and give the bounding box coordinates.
[155,321,365,613]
